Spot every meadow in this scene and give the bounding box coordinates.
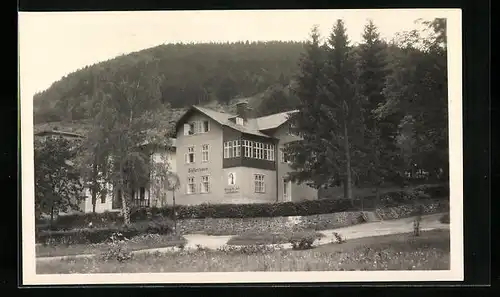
[37,229,450,273]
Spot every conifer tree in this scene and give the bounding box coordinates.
[355,20,401,197]
[285,25,335,188]
[321,20,361,199]
[286,21,362,200]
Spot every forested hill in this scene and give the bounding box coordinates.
[33,41,307,124]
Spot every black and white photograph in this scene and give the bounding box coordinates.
[19,9,463,284]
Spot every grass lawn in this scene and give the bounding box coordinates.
[36,229,449,273]
[36,234,186,258]
[227,231,324,246]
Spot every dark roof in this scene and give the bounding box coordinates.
[175,105,298,138]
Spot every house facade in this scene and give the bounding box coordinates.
[34,130,177,213]
[97,142,177,213]
[174,102,318,205]
[34,102,318,213]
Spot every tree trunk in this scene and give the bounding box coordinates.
[343,121,353,200]
[343,178,348,199]
[91,162,98,213]
[49,205,54,230]
[91,190,97,213]
[172,190,177,233]
[122,186,131,225]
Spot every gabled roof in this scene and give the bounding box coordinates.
[176,105,272,138]
[256,110,299,131]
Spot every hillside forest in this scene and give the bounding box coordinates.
[33,18,448,221]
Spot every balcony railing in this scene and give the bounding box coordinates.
[132,199,150,208]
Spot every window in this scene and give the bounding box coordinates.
[280,148,289,163]
[202,144,209,162]
[224,142,230,158]
[224,141,234,158]
[202,120,210,133]
[140,187,146,200]
[269,144,275,161]
[232,140,241,157]
[243,140,251,157]
[228,172,236,185]
[201,175,210,193]
[184,120,209,135]
[257,142,264,159]
[189,122,197,135]
[183,123,191,136]
[236,117,244,125]
[187,177,196,194]
[249,141,254,158]
[224,141,240,158]
[254,174,265,193]
[185,146,195,164]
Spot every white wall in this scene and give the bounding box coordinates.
[80,185,119,213]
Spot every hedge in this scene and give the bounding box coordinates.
[36,219,174,245]
[38,184,449,231]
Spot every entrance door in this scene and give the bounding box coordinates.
[283,179,292,202]
[112,189,122,210]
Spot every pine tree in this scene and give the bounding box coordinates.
[285,25,337,188]
[286,21,362,200]
[322,20,361,199]
[355,20,401,198]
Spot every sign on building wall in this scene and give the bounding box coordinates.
[188,168,209,174]
[225,186,240,194]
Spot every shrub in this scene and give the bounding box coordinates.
[55,211,122,230]
[101,232,133,262]
[289,235,316,250]
[332,232,345,244]
[413,216,422,237]
[39,185,449,230]
[414,184,449,198]
[439,213,450,224]
[217,244,277,254]
[36,219,174,245]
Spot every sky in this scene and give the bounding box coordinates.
[19,9,449,102]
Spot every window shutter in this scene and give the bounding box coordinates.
[184,153,188,164]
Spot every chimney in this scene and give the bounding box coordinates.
[236,101,248,121]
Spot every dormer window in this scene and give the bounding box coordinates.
[236,117,244,126]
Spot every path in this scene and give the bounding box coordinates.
[36,213,449,262]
